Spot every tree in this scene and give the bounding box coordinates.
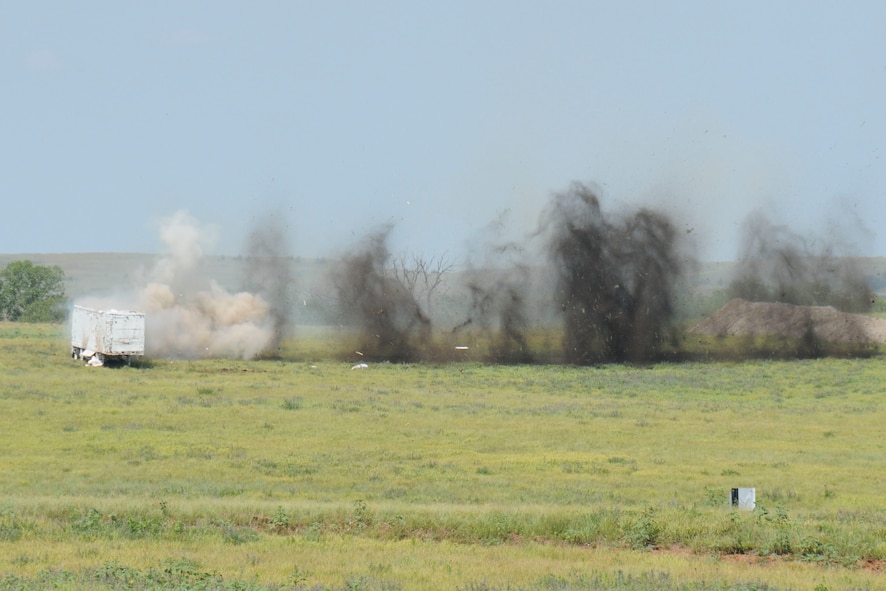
[0,260,67,322]
[390,252,455,319]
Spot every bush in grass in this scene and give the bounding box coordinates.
[71,507,107,540]
[0,520,23,542]
[626,507,661,549]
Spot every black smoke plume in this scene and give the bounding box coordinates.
[455,221,532,363]
[543,182,688,364]
[333,226,431,361]
[243,211,295,353]
[729,212,874,313]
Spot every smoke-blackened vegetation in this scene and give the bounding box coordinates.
[729,213,874,313]
[243,212,296,354]
[332,227,431,362]
[543,183,689,364]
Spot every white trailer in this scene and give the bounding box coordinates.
[71,305,145,364]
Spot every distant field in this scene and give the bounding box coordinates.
[0,322,884,590]
[0,252,329,301]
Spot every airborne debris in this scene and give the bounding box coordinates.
[454,211,532,363]
[542,182,689,364]
[730,212,874,312]
[333,226,430,362]
[77,210,279,361]
[243,210,295,352]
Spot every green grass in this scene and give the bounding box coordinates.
[0,322,884,590]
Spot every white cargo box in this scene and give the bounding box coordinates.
[71,305,145,360]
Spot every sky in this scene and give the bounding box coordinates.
[2,1,885,262]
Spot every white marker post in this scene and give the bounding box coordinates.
[730,487,756,510]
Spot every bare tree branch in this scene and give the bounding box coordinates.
[389,252,455,318]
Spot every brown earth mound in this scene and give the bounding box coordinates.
[689,298,886,344]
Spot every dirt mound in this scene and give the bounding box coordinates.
[689,298,886,344]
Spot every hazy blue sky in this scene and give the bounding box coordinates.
[3,1,885,262]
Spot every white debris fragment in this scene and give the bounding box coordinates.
[87,356,104,367]
[351,362,369,370]
[455,346,469,350]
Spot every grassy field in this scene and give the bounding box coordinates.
[0,322,884,590]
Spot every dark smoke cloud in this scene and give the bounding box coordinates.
[243,211,296,353]
[455,215,532,363]
[543,182,688,364]
[730,212,874,313]
[332,226,431,361]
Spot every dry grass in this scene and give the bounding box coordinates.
[0,322,884,590]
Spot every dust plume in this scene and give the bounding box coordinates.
[455,215,532,363]
[332,226,431,361]
[243,211,295,353]
[729,212,874,313]
[139,211,276,359]
[542,182,688,364]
